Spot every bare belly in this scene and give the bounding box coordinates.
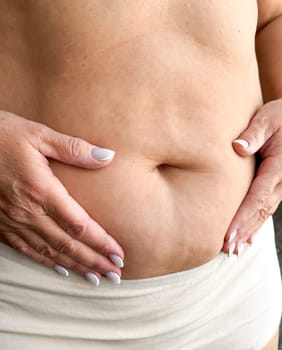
[0,0,260,278]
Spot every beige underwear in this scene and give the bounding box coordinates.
[0,217,281,350]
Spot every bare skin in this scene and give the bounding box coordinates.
[0,0,274,280]
[224,0,282,257]
[0,1,281,348]
[0,0,261,279]
[0,0,281,287]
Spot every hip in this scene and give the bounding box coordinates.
[0,217,281,349]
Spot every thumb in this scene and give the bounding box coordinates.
[232,107,274,157]
[34,125,115,169]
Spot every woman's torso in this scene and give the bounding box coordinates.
[0,0,260,278]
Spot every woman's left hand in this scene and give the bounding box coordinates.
[222,98,282,256]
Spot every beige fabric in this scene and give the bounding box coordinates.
[0,217,281,350]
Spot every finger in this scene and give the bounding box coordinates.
[2,230,102,283]
[43,182,125,262]
[232,103,280,156]
[0,171,124,272]
[30,123,115,169]
[222,161,282,255]
[18,229,103,280]
[2,230,54,268]
[4,213,121,281]
[31,214,122,275]
[245,182,282,245]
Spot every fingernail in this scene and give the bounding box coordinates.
[109,254,124,268]
[229,229,237,242]
[92,147,115,161]
[54,265,69,277]
[233,139,249,149]
[105,272,121,284]
[228,242,236,257]
[237,243,245,257]
[85,272,100,286]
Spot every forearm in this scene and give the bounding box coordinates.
[256,15,282,102]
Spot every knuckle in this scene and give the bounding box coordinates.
[257,114,269,127]
[258,199,274,221]
[57,238,78,255]
[37,244,58,259]
[248,114,270,143]
[36,254,50,265]
[5,234,43,259]
[247,190,275,222]
[67,137,84,159]
[66,216,90,239]
[14,241,31,255]
[65,260,79,271]
[89,258,101,272]
[90,263,99,271]
[17,244,30,254]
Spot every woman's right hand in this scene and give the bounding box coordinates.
[0,111,124,285]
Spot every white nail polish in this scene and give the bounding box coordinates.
[109,254,124,268]
[237,243,245,257]
[105,272,121,284]
[229,229,237,242]
[54,265,69,277]
[228,242,236,257]
[85,272,100,286]
[233,139,249,149]
[92,148,115,161]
